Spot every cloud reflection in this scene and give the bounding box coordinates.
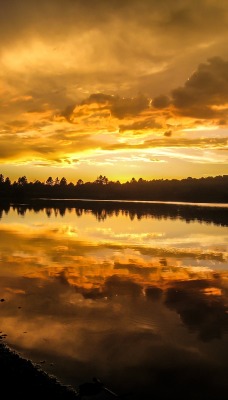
[0,206,227,399]
[165,279,228,341]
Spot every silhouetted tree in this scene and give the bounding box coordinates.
[60,177,67,186]
[95,175,109,185]
[18,176,28,185]
[46,177,54,185]
[0,174,227,203]
[33,179,42,185]
[0,174,4,184]
[4,177,11,186]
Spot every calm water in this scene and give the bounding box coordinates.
[0,201,228,399]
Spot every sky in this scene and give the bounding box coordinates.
[0,0,228,183]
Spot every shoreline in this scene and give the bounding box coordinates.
[1,197,228,207]
[0,342,78,399]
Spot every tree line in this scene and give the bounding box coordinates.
[0,173,227,203]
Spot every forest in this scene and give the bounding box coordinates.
[0,174,227,203]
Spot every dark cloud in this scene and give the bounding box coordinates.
[2,1,228,128]
[153,57,228,120]
[71,93,150,120]
[111,95,149,119]
[152,95,170,109]
[165,279,228,341]
[145,286,163,301]
[119,118,162,133]
[164,130,172,137]
[1,0,227,42]
[1,1,228,107]
[70,272,145,300]
[74,286,105,300]
[114,261,157,275]
[172,57,228,111]
[82,93,114,105]
[103,275,142,297]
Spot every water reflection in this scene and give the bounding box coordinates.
[0,199,228,225]
[0,203,227,399]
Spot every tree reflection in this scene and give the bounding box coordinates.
[0,200,227,226]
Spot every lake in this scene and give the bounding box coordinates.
[0,200,228,399]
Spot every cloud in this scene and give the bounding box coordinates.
[81,93,114,105]
[119,118,162,133]
[77,93,150,119]
[104,137,228,151]
[153,57,228,121]
[111,95,149,119]
[0,1,228,180]
[152,95,170,109]
[164,130,172,137]
[114,261,157,275]
[3,0,227,109]
[145,286,163,301]
[103,275,142,297]
[165,279,228,341]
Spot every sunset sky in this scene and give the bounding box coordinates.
[1,0,228,183]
